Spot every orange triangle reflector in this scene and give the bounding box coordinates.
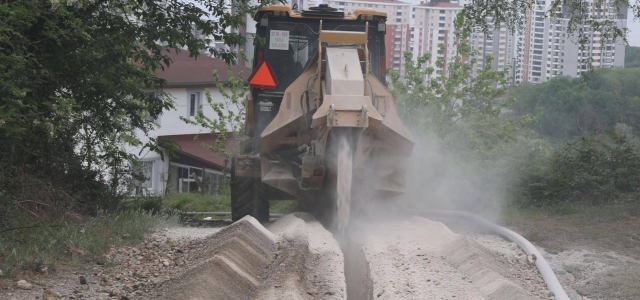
[248,61,277,89]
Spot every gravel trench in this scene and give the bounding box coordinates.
[343,216,555,300]
[1,214,557,300]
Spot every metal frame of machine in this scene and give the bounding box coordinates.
[231,4,414,230]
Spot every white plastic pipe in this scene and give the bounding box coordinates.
[409,209,570,300]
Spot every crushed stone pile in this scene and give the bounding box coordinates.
[1,213,560,300]
[155,213,345,300]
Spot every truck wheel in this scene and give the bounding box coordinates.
[231,160,269,223]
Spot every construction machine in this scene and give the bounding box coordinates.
[231,4,414,232]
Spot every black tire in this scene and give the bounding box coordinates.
[231,159,269,222]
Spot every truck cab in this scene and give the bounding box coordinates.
[246,4,388,143]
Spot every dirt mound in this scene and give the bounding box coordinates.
[152,213,344,300]
[155,216,278,300]
[344,216,553,300]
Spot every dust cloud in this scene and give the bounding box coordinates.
[346,128,513,227]
[396,131,511,220]
[339,129,545,299]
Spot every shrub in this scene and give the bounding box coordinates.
[514,132,640,206]
[163,192,231,212]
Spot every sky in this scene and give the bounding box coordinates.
[628,8,640,46]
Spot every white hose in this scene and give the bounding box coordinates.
[409,209,570,300]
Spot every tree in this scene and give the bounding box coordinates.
[0,0,267,215]
[514,131,640,207]
[510,68,640,139]
[387,14,535,213]
[389,13,533,161]
[181,68,249,168]
[626,46,640,68]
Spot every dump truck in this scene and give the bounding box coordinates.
[231,4,414,232]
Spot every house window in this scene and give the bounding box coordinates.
[132,160,154,193]
[168,165,226,195]
[188,91,202,117]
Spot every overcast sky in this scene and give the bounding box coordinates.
[627,9,640,46]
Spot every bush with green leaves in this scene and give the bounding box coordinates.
[180,68,249,167]
[514,131,640,206]
[510,68,640,140]
[387,15,536,214]
[626,46,640,68]
[389,14,534,162]
[0,0,268,217]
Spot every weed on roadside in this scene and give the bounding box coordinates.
[162,192,299,215]
[0,209,178,278]
[270,200,299,214]
[163,193,231,212]
[502,202,640,260]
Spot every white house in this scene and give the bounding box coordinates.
[128,51,250,195]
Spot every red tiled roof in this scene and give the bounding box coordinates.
[159,133,239,170]
[419,0,461,8]
[156,51,251,86]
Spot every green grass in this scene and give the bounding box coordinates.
[162,192,299,215]
[270,200,299,214]
[163,192,232,212]
[503,201,640,220]
[502,202,640,259]
[0,209,177,278]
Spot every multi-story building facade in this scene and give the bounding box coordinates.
[515,0,627,84]
[411,0,515,81]
[128,51,249,195]
[469,22,516,78]
[326,0,412,75]
[412,0,462,78]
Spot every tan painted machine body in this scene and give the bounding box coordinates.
[231,4,414,229]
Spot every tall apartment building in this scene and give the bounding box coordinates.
[412,0,462,78]
[411,0,515,80]
[469,23,515,78]
[515,0,627,83]
[326,0,412,74]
